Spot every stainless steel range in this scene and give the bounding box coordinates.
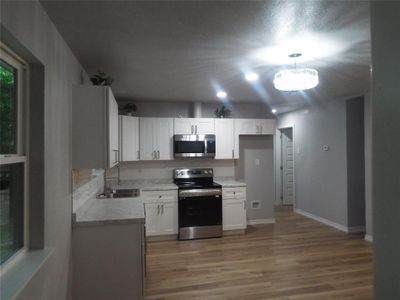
[174,168,222,240]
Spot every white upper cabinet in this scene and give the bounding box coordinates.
[72,85,119,169]
[255,119,275,135]
[119,116,139,161]
[139,118,173,160]
[174,118,215,135]
[153,118,174,160]
[215,119,235,159]
[234,119,275,135]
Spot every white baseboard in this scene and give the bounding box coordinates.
[364,234,373,242]
[294,208,360,233]
[247,218,276,225]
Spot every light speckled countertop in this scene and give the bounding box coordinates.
[74,196,145,227]
[215,178,247,187]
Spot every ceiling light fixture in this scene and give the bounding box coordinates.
[245,72,259,81]
[216,91,227,98]
[273,53,319,92]
[271,109,277,114]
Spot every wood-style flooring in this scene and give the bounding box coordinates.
[145,206,373,300]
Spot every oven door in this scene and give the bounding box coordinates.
[178,191,222,240]
[174,135,215,158]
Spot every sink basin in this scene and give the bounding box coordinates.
[97,188,140,199]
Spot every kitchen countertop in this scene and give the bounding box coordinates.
[73,196,145,227]
[215,178,247,188]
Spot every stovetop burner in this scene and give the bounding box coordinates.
[175,182,222,190]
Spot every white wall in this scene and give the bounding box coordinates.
[277,99,349,227]
[0,1,87,299]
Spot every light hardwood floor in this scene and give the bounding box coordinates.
[145,206,373,300]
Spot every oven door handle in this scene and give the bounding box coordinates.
[179,189,222,198]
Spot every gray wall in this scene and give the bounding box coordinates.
[118,100,275,119]
[277,98,349,227]
[0,1,87,299]
[235,136,275,221]
[371,2,400,299]
[346,97,365,227]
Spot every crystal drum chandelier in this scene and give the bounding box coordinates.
[273,53,319,91]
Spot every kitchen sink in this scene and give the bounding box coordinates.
[97,188,140,199]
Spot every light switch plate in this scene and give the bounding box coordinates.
[255,159,260,166]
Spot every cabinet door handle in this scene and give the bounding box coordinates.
[191,125,194,134]
[152,150,155,160]
[232,149,234,158]
[195,125,198,134]
[157,204,160,215]
[157,150,160,159]
[161,204,164,214]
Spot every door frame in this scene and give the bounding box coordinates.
[274,124,296,209]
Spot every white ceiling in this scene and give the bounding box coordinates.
[41,0,371,112]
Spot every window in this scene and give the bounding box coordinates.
[0,45,27,265]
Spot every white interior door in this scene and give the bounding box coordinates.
[281,128,294,205]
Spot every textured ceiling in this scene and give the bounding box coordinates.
[41,0,371,112]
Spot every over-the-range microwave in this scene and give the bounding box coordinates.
[173,134,216,158]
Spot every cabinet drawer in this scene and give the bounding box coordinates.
[222,187,246,200]
[142,190,178,203]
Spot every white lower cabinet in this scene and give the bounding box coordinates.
[143,190,178,236]
[222,187,247,231]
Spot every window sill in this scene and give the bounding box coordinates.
[0,248,54,300]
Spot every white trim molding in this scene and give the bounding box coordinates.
[295,209,366,234]
[365,234,373,242]
[247,218,276,225]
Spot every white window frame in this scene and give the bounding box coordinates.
[0,43,29,270]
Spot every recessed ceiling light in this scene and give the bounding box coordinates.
[216,91,227,98]
[271,109,277,114]
[245,72,259,81]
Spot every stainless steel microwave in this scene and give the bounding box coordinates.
[174,134,216,158]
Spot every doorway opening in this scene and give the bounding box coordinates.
[275,127,295,208]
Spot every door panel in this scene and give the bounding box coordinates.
[174,118,193,134]
[139,118,154,160]
[223,199,246,230]
[215,119,234,159]
[194,118,215,134]
[281,128,294,205]
[154,118,174,160]
[159,202,178,235]
[120,116,139,161]
[144,203,160,236]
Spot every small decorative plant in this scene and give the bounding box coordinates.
[123,103,137,116]
[214,105,231,118]
[90,70,114,86]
